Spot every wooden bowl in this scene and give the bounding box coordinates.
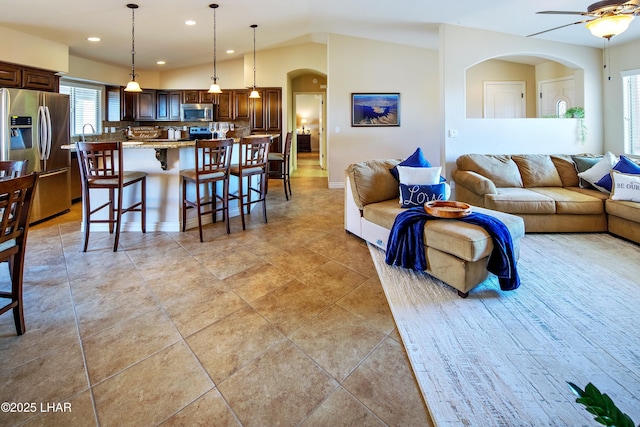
[424,201,472,218]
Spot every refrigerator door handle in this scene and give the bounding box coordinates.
[44,106,52,160]
[37,105,48,161]
[0,89,10,161]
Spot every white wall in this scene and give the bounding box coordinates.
[440,25,604,180]
[159,58,244,90]
[604,39,640,155]
[326,34,440,187]
[0,25,68,73]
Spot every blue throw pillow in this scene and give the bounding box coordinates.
[594,155,640,192]
[390,148,431,180]
[399,183,448,207]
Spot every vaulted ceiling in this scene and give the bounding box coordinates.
[2,0,640,71]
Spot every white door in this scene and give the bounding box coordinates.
[538,76,576,118]
[483,81,526,118]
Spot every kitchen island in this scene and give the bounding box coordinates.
[69,136,277,233]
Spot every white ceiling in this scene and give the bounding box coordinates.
[2,0,640,71]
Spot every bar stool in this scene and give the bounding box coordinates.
[76,141,147,252]
[229,136,271,230]
[180,138,233,241]
[267,132,292,200]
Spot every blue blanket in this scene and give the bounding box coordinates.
[385,207,520,291]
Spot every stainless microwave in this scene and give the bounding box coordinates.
[180,103,214,122]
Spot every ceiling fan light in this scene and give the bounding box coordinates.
[586,14,634,38]
[124,80,142,92]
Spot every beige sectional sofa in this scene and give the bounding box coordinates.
[345,158,525,297]
[452,153,640,243]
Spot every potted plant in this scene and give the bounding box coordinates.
[564,107,587,144]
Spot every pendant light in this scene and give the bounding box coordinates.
[124,3,142,92]
[207,3,222,95]
[249,24,260,99]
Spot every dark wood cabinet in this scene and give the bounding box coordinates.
[250,87,281,134]
[297,134,311,152]
[234,90,250,119]
[183,90,216,104]
[121,88,156,121]
[215,91,233,121]
[0,62,22,88]
[156,91,181,121]
[0,61,58,92]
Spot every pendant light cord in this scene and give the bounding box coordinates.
[212,4,218,83]
[128,4,138,80]
[252,25,257,89]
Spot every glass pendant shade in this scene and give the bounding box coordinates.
[125,80,142,92]
[586,14,634,38]
[249,89,260,99]
[208,82,222,94]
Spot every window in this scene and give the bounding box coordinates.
[59,79,104,137]
[622,70,640,155]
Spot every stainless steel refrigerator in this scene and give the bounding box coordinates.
[0,87,71,223]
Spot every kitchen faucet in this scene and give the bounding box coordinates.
[81,123,96,142]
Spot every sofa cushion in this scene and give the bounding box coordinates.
[399,183,450,207]
[396,165,442,185]
[595,156,640,192]
[347,159,401,210]
[576,151,617,191]
[572,154,603,189]
[551,155,580,187]
[609,171,640,202]
[606,198,640,222]
[485,188,556,214]
[512,155,563,187]
[390,147,431,180]
[456,154,523,188]
[528,188,604,215]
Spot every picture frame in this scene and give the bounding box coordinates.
[351,93,400,127]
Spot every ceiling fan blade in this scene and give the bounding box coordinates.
[536,11,588,15]
[527,19,591,37]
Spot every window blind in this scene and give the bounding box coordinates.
[623,72,640,155]
[59,80,104,137]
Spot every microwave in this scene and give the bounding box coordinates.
[180,103,215,122]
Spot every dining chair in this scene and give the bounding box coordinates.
[229,135,271,230]
[0,160,29,179]
[0,173,38,335]
[181,138,234,241]
[267,132,292,200]
[76,141,147,252]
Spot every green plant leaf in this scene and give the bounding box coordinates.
[567,381,637,427]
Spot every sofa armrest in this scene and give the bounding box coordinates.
[452,169,498,196]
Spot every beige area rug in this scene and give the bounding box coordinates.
[368,233,640,426]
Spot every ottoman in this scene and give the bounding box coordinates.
[363,202,526,297]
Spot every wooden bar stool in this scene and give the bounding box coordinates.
[229,136,271,230]
[76,141,147,252]
[0,173,39,335]
[180,138,233,241]
[267,132,292,200]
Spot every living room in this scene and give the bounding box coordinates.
[2,1,640,425]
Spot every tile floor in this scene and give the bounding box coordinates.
[0,153,432,427]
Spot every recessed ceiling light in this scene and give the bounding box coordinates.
[87,37,101,42]
[226,49,235,54]
[185,20,196,26]
[157,60,166,65]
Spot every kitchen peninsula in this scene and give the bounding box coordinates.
[70,135,278,233]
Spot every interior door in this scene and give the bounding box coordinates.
[539,76,576,118]
[483,81,526,118]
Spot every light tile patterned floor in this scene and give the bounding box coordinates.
[0,154,432,427]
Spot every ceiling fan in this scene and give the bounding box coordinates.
[528,0,640,38]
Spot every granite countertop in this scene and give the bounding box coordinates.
[64,135,277,151]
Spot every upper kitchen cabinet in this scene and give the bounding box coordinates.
[216,90,251,121]
[234,90,250,120]
[250,87,282,134]
[182,90,216,104]
[215,91,232,121]
[156,91,181,121]
[0,61,59,92]
[120,88,156,121]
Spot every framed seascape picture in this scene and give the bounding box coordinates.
[351,93,400,127]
